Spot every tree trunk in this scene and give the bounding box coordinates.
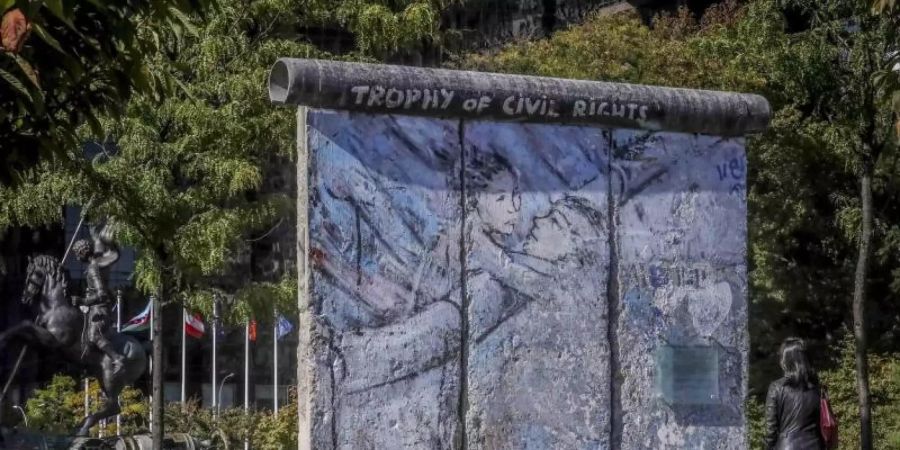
[151,291,165,449]
[541,0,557,36]
[853,159,874,450]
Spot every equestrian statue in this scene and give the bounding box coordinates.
[0,220,147,437]
[71,222,127,374]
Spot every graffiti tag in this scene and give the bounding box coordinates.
[347,84,653,122]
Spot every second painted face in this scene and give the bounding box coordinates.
[477,169,520,236]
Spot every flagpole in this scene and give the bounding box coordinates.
[212,296,218,413]
[181,308,187,406]
[84,378,90,427]
[244,320,250,450]
[115,289,122,435]
[148,294,154,434]
[273,309,278,415]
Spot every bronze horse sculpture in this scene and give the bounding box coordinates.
[0,255,147,437]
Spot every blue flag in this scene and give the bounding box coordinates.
[276,315,293,340]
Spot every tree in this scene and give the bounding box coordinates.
[308,0,446,58]
[0,0,210,185]
[1,0,460,446]
[783,2,900,446]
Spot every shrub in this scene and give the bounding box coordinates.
[21,375,298,449]
[165,390,298,450]
[23,375,148,436]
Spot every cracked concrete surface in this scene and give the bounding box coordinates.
[296,111,748,449]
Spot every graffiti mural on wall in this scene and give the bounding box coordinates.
[463,121,611,449]
[307,112,464,448]
[613,130,747,448]
[304,110,748,449]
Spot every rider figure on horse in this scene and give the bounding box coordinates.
[70,221,125,375]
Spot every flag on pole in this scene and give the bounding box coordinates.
[185,313,206,339]
[248,320,257,342]
[122,300,151,332]
[275,315,293,340]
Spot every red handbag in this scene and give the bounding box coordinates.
[820,387,838,449]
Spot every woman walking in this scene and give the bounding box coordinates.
[765,337,826,450]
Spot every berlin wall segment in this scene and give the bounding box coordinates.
[270,59,770,450]
[304,112,464,448]
[612,130,749,449]
[462,121,612,449]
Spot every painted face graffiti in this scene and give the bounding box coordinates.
[479,170,520,235]
[522,197,605,263]
[468,150,522,237]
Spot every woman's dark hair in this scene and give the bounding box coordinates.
[465,148,522,215]
[780,337,819,389]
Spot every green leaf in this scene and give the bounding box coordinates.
[170,75,196,101]
[85,112,104,139]
[0,67,32,101]
[31,23,65,55]
[168,6,200,37]
[130,62,153,93]
[42,0,64,18]
[40,0,76,30]
[14,55,40,88]
[872,0,896,12]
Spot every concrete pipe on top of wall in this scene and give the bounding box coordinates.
[268,58,770,136]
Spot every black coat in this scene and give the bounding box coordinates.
[765,377,825,450]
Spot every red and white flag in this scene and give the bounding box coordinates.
[185,313,206,339]
[248,320,257,342]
